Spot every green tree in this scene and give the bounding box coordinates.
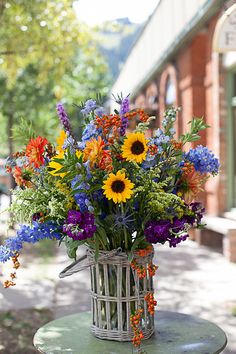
[0,0,110,156]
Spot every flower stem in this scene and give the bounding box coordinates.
[121,203,129,250]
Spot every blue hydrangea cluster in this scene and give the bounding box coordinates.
[184,145,220,175]
[0,221,62,263]
[78,121,102,149]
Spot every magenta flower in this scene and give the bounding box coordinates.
[63,210,97,241]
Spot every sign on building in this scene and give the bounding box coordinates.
[213,4,236,52]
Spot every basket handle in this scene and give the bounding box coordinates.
[59,248,122,278]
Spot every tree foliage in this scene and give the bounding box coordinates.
[0,0,110,156]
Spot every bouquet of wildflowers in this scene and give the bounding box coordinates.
[0,96,219,288]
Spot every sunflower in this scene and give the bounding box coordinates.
[102,170,134,204]
[122,132,148,163]
[56,130,67,153]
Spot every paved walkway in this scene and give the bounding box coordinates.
[0,240,236,353]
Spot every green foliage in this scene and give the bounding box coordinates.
[180,118,210,144]
[10,175,75,224]
[146,192,186,221]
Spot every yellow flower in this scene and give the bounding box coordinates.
[102,170,134,204]
[121,132,148,163]
[56,130,67,153]
[48,152,65,177]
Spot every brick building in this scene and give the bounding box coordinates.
[111,0,236,261]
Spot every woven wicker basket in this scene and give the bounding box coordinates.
[87,248,155,342]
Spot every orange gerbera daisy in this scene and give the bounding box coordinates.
[83,136,105,167]
[26,136,49,168]
[179,170,207,204]
[99,150,113,172]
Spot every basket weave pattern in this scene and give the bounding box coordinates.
[88,249,155,342]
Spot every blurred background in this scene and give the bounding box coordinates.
[0,0,236,353]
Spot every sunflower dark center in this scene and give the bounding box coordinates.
[112,180,125,193]
[131,141,145,155]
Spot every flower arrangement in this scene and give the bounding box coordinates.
[1,95,219,349]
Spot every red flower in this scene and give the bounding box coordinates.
[26,136,49,168]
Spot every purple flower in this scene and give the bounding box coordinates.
[145,220,171,244]
[63,210,97,241]
[120,97,129,136]
[144,218,189,247]
[169,234,188,247]
[56,103,72,134]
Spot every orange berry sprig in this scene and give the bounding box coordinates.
[130,260,147,279]
[148,144,158,156]
[3,252,20,288]
[148,263,158,277]
[130,308,144,347]
[182,162,195,175]
[95,114,121,140]
[124,109,150,123]
[171,139,183,150]
[144,292,157,316]
[135,245,153,257]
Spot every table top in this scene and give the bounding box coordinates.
[33,310,227,354]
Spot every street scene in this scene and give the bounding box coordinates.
[0,1,236,353]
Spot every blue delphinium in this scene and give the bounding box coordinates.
[0,245,14,263]
[81,99,97,115]
[5,237,23,252]
[184,145,220,175]
[78,121,102,149]
[0,221,62,263]
[141,153,157,169]
[71,176,94,212]
[94,106,105,117]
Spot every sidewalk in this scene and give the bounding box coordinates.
[0,240,236,353]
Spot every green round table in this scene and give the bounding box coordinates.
[33,311,227,354]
